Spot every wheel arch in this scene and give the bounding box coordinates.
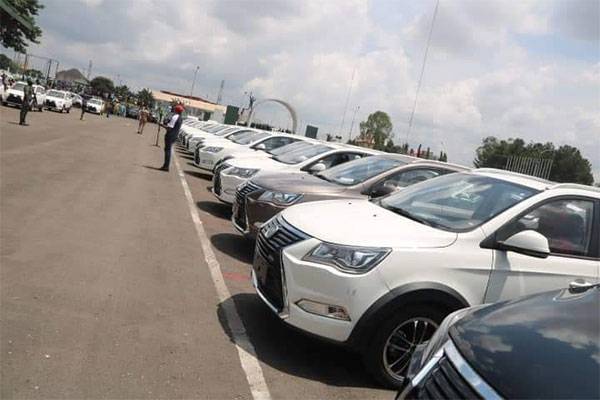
[346,282,470,351]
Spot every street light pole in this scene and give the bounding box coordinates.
[190,66,199,98]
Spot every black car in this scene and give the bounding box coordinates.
[126,106,139,119]
[399,284,599,399]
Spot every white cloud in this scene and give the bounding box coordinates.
[17,0,600,181]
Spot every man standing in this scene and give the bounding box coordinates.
[159,104,184,171]
[137,105,149,134]
[80,97,87,121]
[19,80,34,126]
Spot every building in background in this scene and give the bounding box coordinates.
[151,90,226,120]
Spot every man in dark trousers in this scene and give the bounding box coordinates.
[19,80,34,126]
[159,104,184,171]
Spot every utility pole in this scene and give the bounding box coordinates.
[86,60,92,81]
[190,66,199,98]
[348,105,360,141]
[216,79,225,104]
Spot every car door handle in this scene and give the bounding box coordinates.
[569,279,596,293]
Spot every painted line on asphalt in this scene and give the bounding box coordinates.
[174,156,272,400]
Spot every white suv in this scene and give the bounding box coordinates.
[251,169,599,387]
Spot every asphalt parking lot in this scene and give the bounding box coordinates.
[0,107,391,399]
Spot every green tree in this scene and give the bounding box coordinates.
[359,111,393,150]
[0,0,43,52]
[551,145,594,185]
[136,88,155,108]
[25,68,43,79]
[90,76,114,96]
[474,136,594,185]
[0,53,20,71]
[114,84,133,101]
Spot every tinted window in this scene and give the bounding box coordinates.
[47,90,65,98]
[12,83,25,91]
[497,199,595,256]
[231,132,270,145]
[380,173,538,232]
[257,136,296,151]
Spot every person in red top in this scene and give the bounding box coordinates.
[158,104,184,171]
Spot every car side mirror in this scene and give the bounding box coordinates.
[370,180,399,198]
[497,230,550,259]
[309,162,326,174]
[254,143,266,151]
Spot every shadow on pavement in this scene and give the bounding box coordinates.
[184,170,212,180]
[141,165,168,172]
[196,201,231,219]
[210,233,254,263]
[218,294,381,389]
[179,154,195,161]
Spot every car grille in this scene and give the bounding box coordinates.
[212,163,231,196]
[45,100,56,107]
[233,181,262,231]
[7,94,22,103]
[412,355,481,399]
[255,216,309,312]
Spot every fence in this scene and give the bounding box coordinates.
[504,156,553,180]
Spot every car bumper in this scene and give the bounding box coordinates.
[216,172,247,204]
[197,151,222,172]
[252,235,390,343]
[244,197,285,238]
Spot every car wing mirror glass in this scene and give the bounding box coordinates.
[497,230,550,258]
[370,180,399,198]
[254,143,266,151]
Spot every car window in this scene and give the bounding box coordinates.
[380,173,539,232]
[314,152,366,169]
[257,136,296,151]
[497,199,595,257]
[47,90,65,98]
[36,87,44,94]
[213,127,239,136]
[12,83,25,91]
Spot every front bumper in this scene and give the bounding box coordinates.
[252,224,390,343]
[216,171,248,204]
[197,150,222,171]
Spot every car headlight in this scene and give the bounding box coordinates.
[258,191,303,206]
[228,167,259,178]
[302,242,390,274]
[204,146,224,153]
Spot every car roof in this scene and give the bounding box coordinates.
[410,158,471,171]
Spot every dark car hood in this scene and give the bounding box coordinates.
[450,287,600,399]
[252,172,348,194]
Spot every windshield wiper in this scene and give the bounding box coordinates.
[384,206,438,228]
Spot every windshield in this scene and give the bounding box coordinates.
[380,173,538,232]
[318,156,407,186]
[47,90,65,98]
[227,130,256,142]
[268,141,312,155]
[214,127,240,136]
[274,144,332,165]
[205,125,226,133]
[12,83,25,91]
[231,132,270,145]
[89,99,102,105]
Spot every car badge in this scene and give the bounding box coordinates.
[263,221,279,239]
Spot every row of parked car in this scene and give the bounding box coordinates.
[0,80,102,113]
[178,118,599,398]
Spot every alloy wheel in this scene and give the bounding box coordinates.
[382,317,438,382]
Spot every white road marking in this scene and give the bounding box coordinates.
[174,156,272,400]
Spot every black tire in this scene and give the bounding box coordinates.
[363,304,447,388]
[66,108,70,113]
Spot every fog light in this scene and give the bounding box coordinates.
[296,299,350,321]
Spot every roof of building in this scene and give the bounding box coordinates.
[151,90,227,114]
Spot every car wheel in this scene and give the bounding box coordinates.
[67,107,70,113]
[363,304,445,388]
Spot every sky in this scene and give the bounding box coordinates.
[7,0,600,179]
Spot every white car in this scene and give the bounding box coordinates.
[44,89,72,113]
[70,93,83,107]
[180,122,226,149]
[196,132,302,174]
[184,125,247,153]
[3,81,45,111]
[214,144,379,204]
[85,98,104,114]
[251,169,600,387]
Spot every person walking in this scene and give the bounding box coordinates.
[158,104,184,171]
[137,105,149,134]
[80,97,87,121]
[19,80,34,126]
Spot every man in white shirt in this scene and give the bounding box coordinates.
[158,104,184,171]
